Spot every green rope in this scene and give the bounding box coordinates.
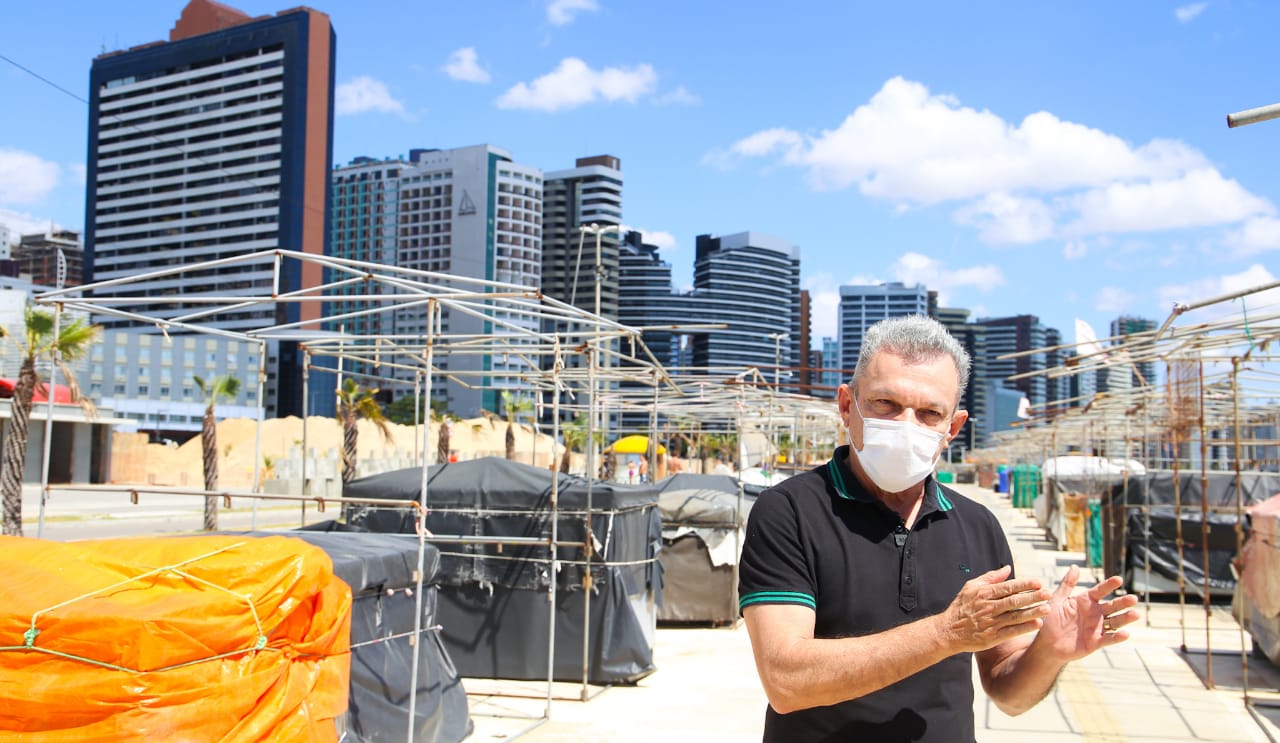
[6,540,280,673]
[1238,296,1255,351]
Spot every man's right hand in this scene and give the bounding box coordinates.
[936,565,1051,653]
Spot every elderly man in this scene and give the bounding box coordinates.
[738,315,1138,742]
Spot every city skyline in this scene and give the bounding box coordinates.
[4,1,1280,349]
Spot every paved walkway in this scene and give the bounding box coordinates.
[470,481,1280,742]
[18,481,1280,740]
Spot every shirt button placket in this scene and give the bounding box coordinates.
[900,536,918,612]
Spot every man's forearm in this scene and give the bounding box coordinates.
[753,615,957,713]
[980,634,1066,716]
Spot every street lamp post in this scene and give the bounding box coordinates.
[768,332,787,390]
[767,331,788,475]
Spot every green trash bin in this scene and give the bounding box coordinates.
[936,470,955,484]
[1085,498,1103,568]
[1010,464,1041,508]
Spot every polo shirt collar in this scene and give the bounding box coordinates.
[827,445,954,514]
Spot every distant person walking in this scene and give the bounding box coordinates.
[627,460,637,484]
[638,457,649,483]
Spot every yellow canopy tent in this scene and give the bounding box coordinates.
[606,434,666,455]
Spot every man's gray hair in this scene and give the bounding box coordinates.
[851,315,971,403]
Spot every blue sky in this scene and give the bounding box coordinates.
[3,0,1280,344]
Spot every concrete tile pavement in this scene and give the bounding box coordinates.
[471,481,1280,741]
[959,481,1280,743]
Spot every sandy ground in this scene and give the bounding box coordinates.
[116,415,567,488]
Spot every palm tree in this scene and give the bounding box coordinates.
[559,413,591,474]
[500,390,535,461]
[193,374,240,531]
[0,306,100,537]
[337,378,392,484]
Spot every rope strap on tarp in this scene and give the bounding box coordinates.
[0,542,276,673]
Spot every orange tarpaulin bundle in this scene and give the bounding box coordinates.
[0,535,352,742]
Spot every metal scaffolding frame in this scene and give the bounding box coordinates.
[972,276,1280,727]
[31,249,681,739]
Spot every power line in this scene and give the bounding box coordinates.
[0,53,87,104]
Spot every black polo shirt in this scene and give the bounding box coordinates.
[738,446,1013,743]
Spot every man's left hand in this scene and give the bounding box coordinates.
[1036,565,1140,662]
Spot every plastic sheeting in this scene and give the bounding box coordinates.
[1102,470,1280,596]
[1037,456,1145,549]
[656,474,753,624]
[343,458,662,684]
[0,535,351,741]
[279,527,472,743]
[1240,495,1280,619]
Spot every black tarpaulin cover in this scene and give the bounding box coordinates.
[655,473,753,624]
[278,528,472,743]
[1102,470,1280,596]
[656,473,752,527]
[343,458,662,684]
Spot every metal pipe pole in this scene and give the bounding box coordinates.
[1227,101,1280,128]
[1232,357,1251,704]
[36,302,62,539]
[406,319,435,742]
[300,348,309,526]
[1197,358,1213,688]
[250,341,266,531]
[546,340,563,719]
[581,334,596,699]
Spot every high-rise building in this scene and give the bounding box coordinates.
[820,336,841,397]
[797,289,812,394]
[15,230,84,288]
[617,230,678,367]
[542,155,623,318]
[1110,314,1158,388]
[328,155,405,345]
[689,232,801,373]
[85,0,335,417]
[837,282,931,373]
[933,306,988,452]
[978,314,1060,412]
[328,146,543,416]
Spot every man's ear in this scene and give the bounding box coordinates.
[947,409,969,442]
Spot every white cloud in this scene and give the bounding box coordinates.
[1064,168,1270,236]
[1094,286,1134,313]
[0,207,60,235]
[720,77,1205,202]
[889,252,1005,305]
[547,0,598,26]
[442,47,490,84]
[335,76,406,116]
[1157,264,1280,324]
[0,149,60,204]
[653,86,700,107]
[715,76,1273,247]
[954,192,1055,245]
[638,228,677,251]
[496,58,657,112]
[1225,215,1280,256]
[803,273,849,341]
[1175,3,1208,23]
[1063,240,1088,260]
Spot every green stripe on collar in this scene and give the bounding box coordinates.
[935,483,954,511]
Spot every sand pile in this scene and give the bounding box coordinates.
[121,415,564,488]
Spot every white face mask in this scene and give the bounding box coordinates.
[849,397,946,493]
